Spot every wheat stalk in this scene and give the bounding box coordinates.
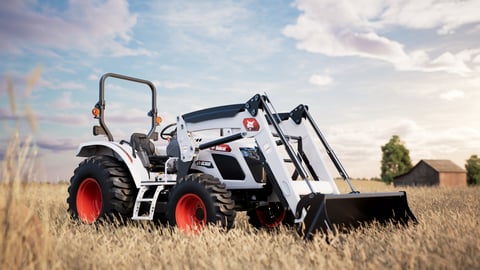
[1,67,49,270]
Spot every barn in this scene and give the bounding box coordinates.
[393,159,467,187]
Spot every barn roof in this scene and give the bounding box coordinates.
[394,159,466,181]
[421,159,465,173]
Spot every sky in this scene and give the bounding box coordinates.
[1,0,479,182]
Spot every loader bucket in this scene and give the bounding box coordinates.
[297,191,417,240]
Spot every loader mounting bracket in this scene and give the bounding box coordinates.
[289,104,308,125]
[296,193,334,240]
[245,94,262,116]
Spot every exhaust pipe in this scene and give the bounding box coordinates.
[296,191,417,240]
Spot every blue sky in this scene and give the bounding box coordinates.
[1,0,480,181]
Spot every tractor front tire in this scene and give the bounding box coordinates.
[67,155,136,224]
[166,173,236,233]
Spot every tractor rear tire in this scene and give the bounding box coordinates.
[247,202,295,229]
[67,155,136,224]
[166,173,236,233]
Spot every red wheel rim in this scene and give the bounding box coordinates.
[175,193,207,233]
[76,178,102,224]
[256,205,286,228]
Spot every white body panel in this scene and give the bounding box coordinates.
[190,139,265,189]
[76,141,151,188]
[252,114,302,212]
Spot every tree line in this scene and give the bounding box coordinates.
[380,135,480,185]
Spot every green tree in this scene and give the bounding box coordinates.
[465,155,480,185]
[381,135,413,184]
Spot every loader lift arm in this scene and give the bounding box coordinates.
[245,94,355,194]
[248,95,316,192]
[290,104,358,193]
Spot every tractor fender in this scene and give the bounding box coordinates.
[76,141,148,188]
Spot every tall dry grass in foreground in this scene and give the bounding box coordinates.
[1,67,53,269]
[0,181,479,269]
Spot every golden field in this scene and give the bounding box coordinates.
[1,180,479,270]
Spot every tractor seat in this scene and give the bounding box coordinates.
[130,133,155,167]
[130,133,169,171]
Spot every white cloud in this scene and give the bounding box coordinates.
[37,113,90,126]
[88,74,99,81]
[380,0,480,35]
[153,1,282,59]
[0,107,17,121]
[440,89,465,101]
[36,137,79,152]
[47,81,85,91]
[0,0,152,56]
[159,1,248,38]
[153,80,190,90]
[326,117,480,177]
[49,91,81,109]
[309,73,333,87]
[283,0,480,76]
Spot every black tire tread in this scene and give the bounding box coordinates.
[67,155,136,221]
[168,173,236,229]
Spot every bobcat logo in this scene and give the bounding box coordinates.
[243,118,259,131]
[246,120,255,130]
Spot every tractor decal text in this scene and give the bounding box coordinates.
[195,160,214,168]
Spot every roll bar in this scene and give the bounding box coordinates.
[92,73,159,142]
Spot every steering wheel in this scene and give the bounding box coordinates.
[160,123,177,140]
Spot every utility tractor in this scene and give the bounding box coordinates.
[67,73,416,239]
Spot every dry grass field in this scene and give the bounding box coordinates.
[1,179,479,270]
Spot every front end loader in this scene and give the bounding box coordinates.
[68,73,416,239]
